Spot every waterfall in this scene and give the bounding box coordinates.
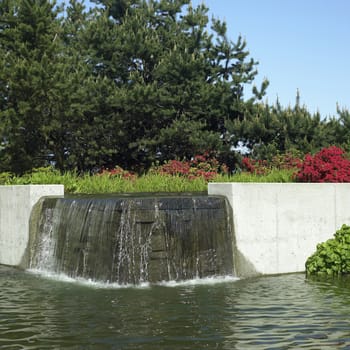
[24,194,234,284]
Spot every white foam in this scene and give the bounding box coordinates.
[27,269,151,289]
[156,275,239,287]
[27,269,238,289]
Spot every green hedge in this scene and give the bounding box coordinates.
[306,225,350,275]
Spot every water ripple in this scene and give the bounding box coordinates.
[1,268,350,349]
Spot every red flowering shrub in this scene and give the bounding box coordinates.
[99,166,136,181]
[271,153,302,170]
[241,157,268,175]
[153,153,228,181]
[295,146,350,183]
[241,157,256,173]
[156,160,191,176]
[241,152,302,175]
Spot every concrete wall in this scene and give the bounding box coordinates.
[3,183,350,277]
[0,185,64,266]
[208,183,350,277]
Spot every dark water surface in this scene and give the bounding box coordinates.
[1,266,350,349]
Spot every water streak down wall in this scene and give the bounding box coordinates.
[23,195,233,284]
[209,183,350,277]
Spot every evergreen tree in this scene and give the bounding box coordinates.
[0,0,275,173]
[0,0,117,173]
[47,0,119,172]
[226,95,334,161]
[86,0,268,171]
[0,0,63,173]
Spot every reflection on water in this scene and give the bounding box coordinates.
[1,266,350,349]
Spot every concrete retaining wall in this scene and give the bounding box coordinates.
[2,183,350,277]
[0,185,64,266]
[208,183,350,277]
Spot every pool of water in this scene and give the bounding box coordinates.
[1,266,350,349]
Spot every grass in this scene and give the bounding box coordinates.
[224,168,296,183]
[0,167,296,194]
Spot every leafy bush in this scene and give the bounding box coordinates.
[242,146,350,183]
[306,224,350,275]
[151,153,228,181]
[241,157,268,175]
[296,146,350,182]
[99,166,136,181]
[0,172,15,185]
[0,167,296,193]
[241,152,302,175]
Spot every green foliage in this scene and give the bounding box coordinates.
[0,172,14,185]
[306,225,350,275]
[226,97,335,161]
[0,0,63,173]
[241,151,302,176]
[1,164,295,194]
[1,0,350,175]
[0,0,267,174]
[2,168,210,193]
[229,168,295,183]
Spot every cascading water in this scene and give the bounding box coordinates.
[23,194,234,285]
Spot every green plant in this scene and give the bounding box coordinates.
[241,152,302,175]
[150,153,228,181]
[0,172,15,185]
[228,168,295,183]
[306,224,350,275]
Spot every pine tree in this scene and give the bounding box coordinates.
[0,0,64,173]
[86,0,267,171]
[0,0,271,173]
[0,0,117,173]
[226,95,334,161]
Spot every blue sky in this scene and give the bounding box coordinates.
[191,0,350,118]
